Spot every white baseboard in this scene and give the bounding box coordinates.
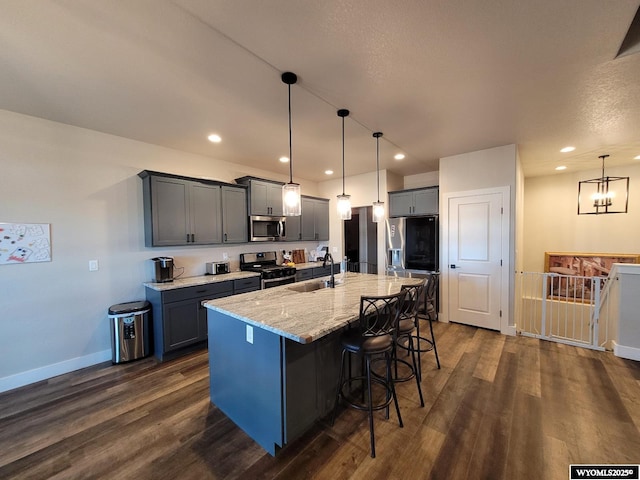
[502,325,517,336]
[0,349,112,393]
[612,341,640,362]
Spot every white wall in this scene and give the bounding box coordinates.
[0,109,323,392]
[403,171,439,189]
[439,144,518,333]
[523,163,640,271]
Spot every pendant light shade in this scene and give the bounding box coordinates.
[337,109,352,220]
[578,154,629,215]
[281,72,301,216]
[372,131,385,223]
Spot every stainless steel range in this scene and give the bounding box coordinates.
[239,251,296,289]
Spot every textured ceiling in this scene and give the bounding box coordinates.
[1,0,639,182]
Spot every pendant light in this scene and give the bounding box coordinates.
[577,154,629,215]
[281,72,301,216]
[336,109,352,220]
[372,131,385,223]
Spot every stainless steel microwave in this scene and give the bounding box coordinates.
[249,216,286,241]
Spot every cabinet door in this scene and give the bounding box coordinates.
[222,186,248,243]
[190,182,222,244]
[300,197,316,241]
[388,191,414,217]
[250,180,269,216]
[286,215,301,241]
[164,299,200,351]
[314,200,330,241]
[413,188,439,215]
[151,176,190,245]
[267,183,283,216]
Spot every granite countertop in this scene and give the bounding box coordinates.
[144,271,260,291]
[203,272,423,344]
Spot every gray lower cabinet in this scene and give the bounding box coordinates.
[312,264,339,278]
[388,186,438,217]
[146,277,261,361]
[233,276,261,294]
[145,281,233,361]
[301,196,330,241]
[222,185,248,243]
[295,268,313,282]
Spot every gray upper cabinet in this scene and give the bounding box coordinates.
[301,196,330,241]
[236,177,284,216]
[389,187,439,217]
[286,215,302,242]
[221,185,248,243]
[139,171,247,247]
[189,182,222,244]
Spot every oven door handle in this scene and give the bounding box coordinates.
[276,221,282,238]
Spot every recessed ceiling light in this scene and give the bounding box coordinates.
[555,166,567,171]
[394,153,405,160]
[560,146,575,153]
[635,155,640,160]
[279,156,289,163]
[207,134,221,143]
[324,170,334,175]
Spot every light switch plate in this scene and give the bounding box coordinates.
[89,260,99,271]
[246,325,253,344]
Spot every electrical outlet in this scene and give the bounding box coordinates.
[89,260,99,271]
[332,246,338,253]
[246,325,253,344]
[222,252,229,261]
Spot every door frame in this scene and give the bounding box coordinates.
[440,186,514,335]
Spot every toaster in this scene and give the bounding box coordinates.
[206,261,230,275]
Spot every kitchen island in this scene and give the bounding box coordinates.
[203,272,422,455]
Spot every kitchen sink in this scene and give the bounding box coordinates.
[287,279,342,293]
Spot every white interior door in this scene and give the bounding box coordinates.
[448,192,503,330]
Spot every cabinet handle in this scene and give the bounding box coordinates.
[196,289,207,293]
[224,233,227,242]
[191,233,195,242]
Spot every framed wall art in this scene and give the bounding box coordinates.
[0,223,51,265]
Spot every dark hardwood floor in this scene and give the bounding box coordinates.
[1,322,639,480]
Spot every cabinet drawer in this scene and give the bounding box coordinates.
[312,266,331,278]
[233,276,260,292]
[295,269,313,281]
[162,281,233,303]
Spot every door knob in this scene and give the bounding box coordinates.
[450,264,458,269]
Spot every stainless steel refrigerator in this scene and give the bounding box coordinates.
[385,216,438,277]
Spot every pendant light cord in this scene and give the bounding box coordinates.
[341,115,345,195]
[288,83,293,183]
[373,131,383,203]
[376,135,380,202]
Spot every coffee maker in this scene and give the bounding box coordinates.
[151,257,174,283]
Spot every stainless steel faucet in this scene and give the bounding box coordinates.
[323,252,335,288]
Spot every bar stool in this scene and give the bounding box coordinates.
[331,291,405,458]
[393,282,425,407]
[416,273,441,378]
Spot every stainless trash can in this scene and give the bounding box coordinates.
[108,300,151,363]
